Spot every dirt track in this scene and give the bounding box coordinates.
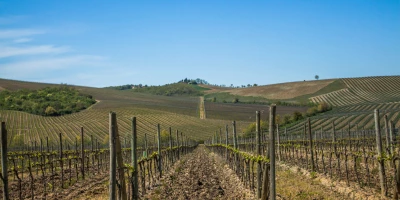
[146,145,254,200]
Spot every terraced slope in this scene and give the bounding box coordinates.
[310,76,400,107]
[310,88,365,106]
[202,79,335,100]
[343,76,400,103]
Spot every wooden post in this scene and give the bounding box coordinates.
[256,111,262,198]
[91,135,94,152]
[114,118,127,200]
[109,112,117,200]
[303,122,306,144]
[1,122,9,200]
[176,130,180,160]
[59,132,64,188]
[144,133,148,158]
[225,125,228,160]
[374,109,387,197]
[332,122,337,152]
[46,136,49,153]
[80,127,85,180]
[233,121,238,150]
[169,127,172,149]
[277,124,281,162]
[308,118,315,171]
[384,115,390,155]
[157,124,162,178]
[389,120,395,155]
[131,117,138,200]
[219,128,222,144]
[262,105,276,200]
[74,137,77,152]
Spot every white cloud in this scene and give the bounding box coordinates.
[0,29,45,39]
[13,38,32,43]
[0,45,70,58]
[1,55,105,75]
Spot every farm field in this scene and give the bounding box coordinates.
[1,76,400,199]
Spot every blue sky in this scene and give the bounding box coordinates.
[0,1,399,87]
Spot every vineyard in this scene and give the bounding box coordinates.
[1,76,400,199]
[0,107,249,150]
[206,108,400,199]
[0,113,198,199]
[310,76,400,106]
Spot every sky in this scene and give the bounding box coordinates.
[0,1,399,87]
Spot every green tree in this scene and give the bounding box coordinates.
[45,106,57,116]
[291,111,303,122]
[315,75,319,80]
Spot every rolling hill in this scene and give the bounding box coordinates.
[1,75,400,148]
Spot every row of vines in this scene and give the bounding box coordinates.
[0,112,198,200]
[207,108,400,199]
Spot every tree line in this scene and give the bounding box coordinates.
[0,86,96,116]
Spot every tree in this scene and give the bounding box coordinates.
[315,75,319,80]
[45,106,57,116]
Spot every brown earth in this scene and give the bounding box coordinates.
[201,79,335,100]
[146,145,255,199]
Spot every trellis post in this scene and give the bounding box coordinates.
[1,122,9,200]
[374,109,387,197]
[131,117,138,200]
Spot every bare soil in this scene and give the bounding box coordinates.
[145,145,255,199]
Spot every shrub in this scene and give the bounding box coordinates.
[317,102,331,112]
[291,111,303,122]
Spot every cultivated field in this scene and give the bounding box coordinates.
[1,76,400,199]
[202,79,336,99]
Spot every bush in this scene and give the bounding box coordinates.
[291,111,303,122]
[306,107,318,117]
[317,102,331,112]
[45,106,57,116]
[242,120,268,138]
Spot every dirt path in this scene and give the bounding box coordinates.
[146,145,254,199]
[45,172,109,200]
[199,96,206,119]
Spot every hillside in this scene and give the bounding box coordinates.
[202,76,400,106]
[1,76,400,148]
[0,78,302,148]
[202,79,336,100]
